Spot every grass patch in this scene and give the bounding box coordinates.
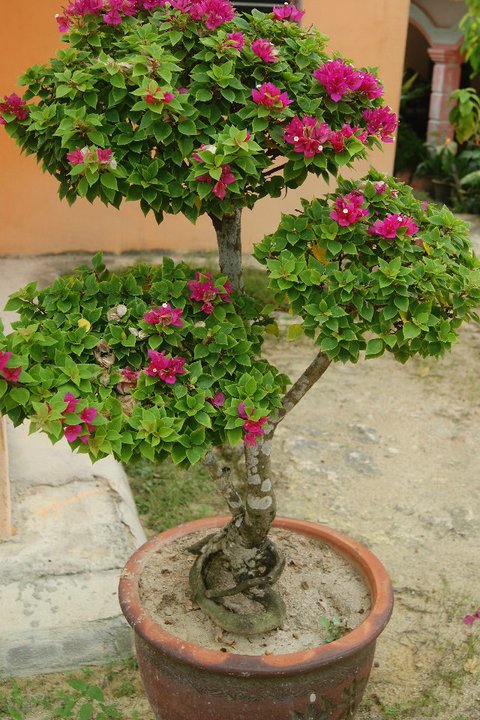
[0,660,154,720]
[126,457,224,535]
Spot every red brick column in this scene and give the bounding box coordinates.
[427,45,463,144]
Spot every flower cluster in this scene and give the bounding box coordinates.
[144,349,186,384]
[62,392,97,444]
[206,392,225,408]
[463,610,480,625]
[196,164,236,200]
[117,366,140,394]
[188,271,232,314]
[251,38,279,63]
[330,192,369,226]
[144,303,184,326]
[369,213,419,239]
[0,93,28,125]
[272,3,304,23]
[362,106,398,143]
[282,117,368,158]
[252,83,292,111]
[66,146,117,170]
[238,402,269,446]
[0,351,21,383]
[145,88,175,104]
[56,0,235,30]
[313,59,383,103]
[226,31,244,50]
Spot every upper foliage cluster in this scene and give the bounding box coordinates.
[2,3,390,221]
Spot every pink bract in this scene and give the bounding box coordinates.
[64,424,83,443]
[362,106,398,143]
[189,0,235,29]
[0,93,28,124]
[252,83,293,110]
[97,148,113,163]
[63,392,79,414]
[227,31,244,50]
[145,349,186,384]
[313,59,362,102]
[144,303,184,327]
[207,392,225,408]
[272,3,304,22]
[251,38,279,63]
[369,213,419,239]
[330,192,369,226]
[283,116,331,158]
[67,148,85,165]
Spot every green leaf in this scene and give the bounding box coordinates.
[403,322,422,340]
[365,338,384,358]
[286,324,304,342]
[79,703,94,720]
[226,427,243,447]
[394,296,409,313]
[177,119,197,136]
[100,173,118,191]
[10,387,30,406]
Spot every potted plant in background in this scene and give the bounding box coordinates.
[0,2,479,719]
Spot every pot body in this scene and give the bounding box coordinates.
[119,517,393,720]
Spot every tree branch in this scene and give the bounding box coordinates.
[203,449,244,518]
[273,349,331,427]
[262,162,288,179]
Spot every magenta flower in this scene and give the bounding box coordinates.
[197,165,236,200]
[188,273,217,303]
[146,88,175,104]
[207,392,225,408]
[328,130,344,153]
[163,91,175,103]
[283,116,331,158]
[63,392,79,414]
[0,351,21,382]
[227,31,244,50]
[144,303,184,327]
[272,3,304,22]
[67,148,86,165]
[64,424,83,443]
[313,59,362,102]
[177,86,188,94]
[145,350,186,384]
[362,106,398,143]
[189,0,235,29]
[373,181,388,194]
[252,83,293,111]
[369,213,419,239]
[330,192,368,226]
[0,93,28,125]
[121,367,140,384]
[103,8,122,23]
[213,164,236,199]
[55,14,71,32]
[251,38,279,63]
[357,71,383,100]
[97,148,113,163]
[237,402,269,446]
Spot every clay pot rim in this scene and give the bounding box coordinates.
[119,515,393,677]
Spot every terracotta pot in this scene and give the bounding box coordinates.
[119,516,393,720]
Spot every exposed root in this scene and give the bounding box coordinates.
[189,526,287,635]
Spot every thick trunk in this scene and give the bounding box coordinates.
[210,210,244,292]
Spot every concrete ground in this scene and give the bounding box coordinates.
[0,256,146,677]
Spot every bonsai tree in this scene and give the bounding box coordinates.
[1,0,479,636]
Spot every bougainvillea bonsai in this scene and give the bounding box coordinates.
[0,1,479,637]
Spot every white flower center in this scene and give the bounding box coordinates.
[342,208,349,214]
[293,136,300,142]
[162,302,169,308]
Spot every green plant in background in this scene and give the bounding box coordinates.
[460,0,480,76]
[449,88,480,145]
[0,1,479,638]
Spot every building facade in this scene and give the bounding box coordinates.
[0,1,410,255]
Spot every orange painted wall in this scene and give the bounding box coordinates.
[0,0,410,256]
